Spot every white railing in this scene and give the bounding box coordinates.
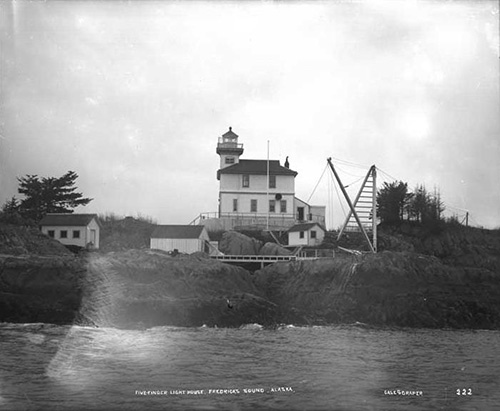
[209,254,329,264]
[217,139,244,149]
[210,255,297,262]
[190,212,326,227]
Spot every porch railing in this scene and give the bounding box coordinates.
[189,212,326,229]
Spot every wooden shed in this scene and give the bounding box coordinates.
[39,213,100,249]
[150,225,210,254]
[288,222,326,247]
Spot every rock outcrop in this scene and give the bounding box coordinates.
[219,231,290,256]
[253,251,500,329]
[0,247,279,329]
[78,250,278,328]
[0,254,86,324]
[2,222,500,330]
[218,231,263,255]
[378,223,500,271]
[259,242,292,256]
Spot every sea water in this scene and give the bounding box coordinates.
[0,322,499,410]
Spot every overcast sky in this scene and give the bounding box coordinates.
[1,0,499,229]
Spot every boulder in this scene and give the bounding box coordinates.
[218,231,263,255]
[259,242,292,256]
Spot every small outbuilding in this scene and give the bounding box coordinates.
[39,213,101,249]
[150,225,210,254]
[288,222,326,247]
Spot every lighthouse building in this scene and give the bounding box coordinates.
[196,128,326,231]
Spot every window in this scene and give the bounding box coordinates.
[60,230,68,239]
[242,174,250,187]
[297,207,304,221]
[280,200,287,213]
[251,199,257,212]
[299,231,304,239]
[48,230,55,238]
[73,230,80,239]
[233,199,238,212]
[311,230,317,239]
[225,157,235,164]
[269,200,275,213]
[269,175,276,188]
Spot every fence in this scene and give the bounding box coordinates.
[190,212,326,230]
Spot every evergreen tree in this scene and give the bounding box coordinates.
[17,171,92,222]
[430,186,445,221]
[0,197,26,225]
[377,181,412,224]
[408,184,445,225]
[2,197,19,214]
[409,184,429,223]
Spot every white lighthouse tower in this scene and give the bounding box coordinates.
[216,127,244,169]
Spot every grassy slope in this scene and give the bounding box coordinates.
[0,224,71,256]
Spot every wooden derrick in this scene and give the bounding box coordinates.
[327,158,377,253]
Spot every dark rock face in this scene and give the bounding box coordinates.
[0,255,86,324]
[0,249,278,329]
[78,250,278,329]
[253,251,500,329]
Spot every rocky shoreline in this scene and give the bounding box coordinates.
[1,224,499,330]
[254,251,500,329]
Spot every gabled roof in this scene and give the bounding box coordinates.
[151,225,206,239]
[217,159,298,180]
[288,222,325,233]
[295,197,310,207]
[39,213,99,227]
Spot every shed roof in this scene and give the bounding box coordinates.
[288,222,325,233]
[151,225,206,239]
[39,213,99,227]
[217,159,297,180]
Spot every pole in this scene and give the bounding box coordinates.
[266,140,270,231]
[327,158,375,253]
[465,211,469,227]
